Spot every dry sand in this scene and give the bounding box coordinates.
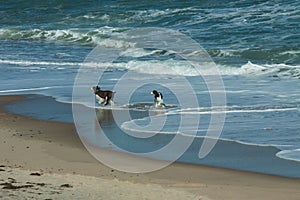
[1,95,300,200]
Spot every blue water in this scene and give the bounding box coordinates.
[1,1,300,175]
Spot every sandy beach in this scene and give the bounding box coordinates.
[1,95,300,200]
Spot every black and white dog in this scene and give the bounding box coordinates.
[151,90,165,108]
[91,86,115,106]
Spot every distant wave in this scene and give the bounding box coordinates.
[1,55,300,79]
[1,26,299,65]
[220,61,300,79]
[1,57,300,78]
[0,58,110,68]
[0,27,130,47]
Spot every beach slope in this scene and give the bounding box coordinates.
[1,95,300,200]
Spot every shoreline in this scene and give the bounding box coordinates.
[1,95,300,199]
[6,94,300,178]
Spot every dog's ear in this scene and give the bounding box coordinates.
[152,90,158,95]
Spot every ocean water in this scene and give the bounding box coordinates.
[1,1,300,176]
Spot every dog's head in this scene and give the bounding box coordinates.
[151,90,159,97]
[91,86,101,94]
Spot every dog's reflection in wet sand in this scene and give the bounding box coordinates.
[95,109,114,128]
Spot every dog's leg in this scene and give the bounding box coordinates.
[96,95,104,105]
[104,96,109,106]
[98,98,104,105]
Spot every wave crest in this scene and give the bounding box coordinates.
[0,27,131,47]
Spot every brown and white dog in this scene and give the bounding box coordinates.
[91,86,115,106]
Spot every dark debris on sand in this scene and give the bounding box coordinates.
[30,172,42,176]
[1,182,34,190]
[60,183,73,188]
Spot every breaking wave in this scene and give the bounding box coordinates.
[1,56,300,79]
[0,27,130,47]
